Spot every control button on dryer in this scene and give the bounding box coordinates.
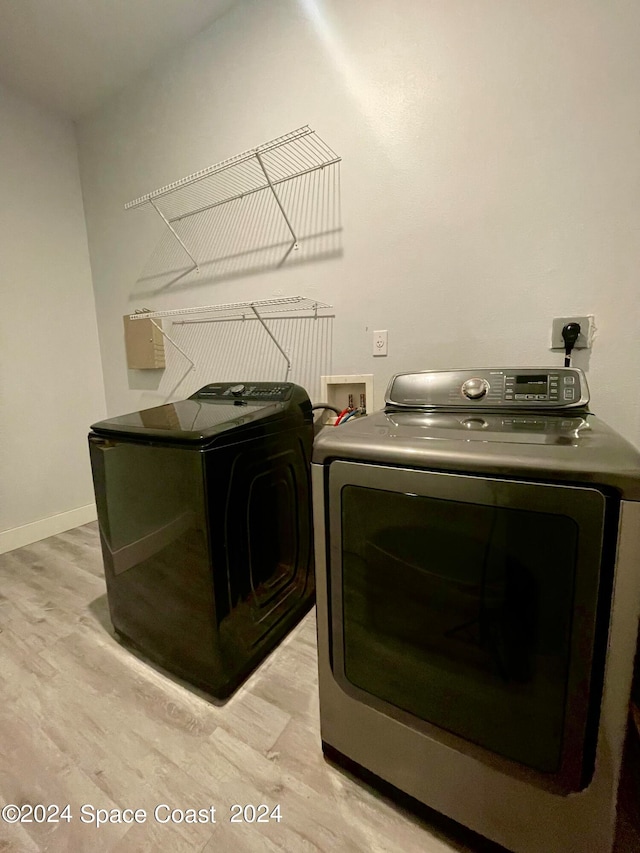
[229,384,246,396]
[461,378,490,399]
[564,389,575,400]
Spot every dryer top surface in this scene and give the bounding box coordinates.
[313,410,640,499]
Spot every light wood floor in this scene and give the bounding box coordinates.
[0,525,564,851]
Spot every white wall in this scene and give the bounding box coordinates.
[77,0,640,446]
[0,83,106,553]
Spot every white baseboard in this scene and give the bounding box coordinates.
[0,504,97,555]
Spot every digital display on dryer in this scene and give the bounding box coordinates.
[514,375,548,395]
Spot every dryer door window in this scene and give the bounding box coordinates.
[328,461,611,794]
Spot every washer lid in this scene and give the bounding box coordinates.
[89,381,312,443]
[90,398,283,443]
[90,380,310,443]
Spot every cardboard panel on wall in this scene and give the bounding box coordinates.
[123,315,165,369]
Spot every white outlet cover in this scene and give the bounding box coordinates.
[373,330,388,357]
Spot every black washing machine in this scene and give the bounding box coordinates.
[88,381,314,699]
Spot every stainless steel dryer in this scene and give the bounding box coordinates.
[312,367,640,853]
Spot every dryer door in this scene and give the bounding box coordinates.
[327,460,613,794]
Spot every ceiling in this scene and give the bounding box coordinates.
[0,0,237,119]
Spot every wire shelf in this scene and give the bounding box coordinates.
[128,296,331,322]
[129,297,332,381]
[125,126,340,224]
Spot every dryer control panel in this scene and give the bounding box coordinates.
[386,368,589,410]
[191,382,294,403]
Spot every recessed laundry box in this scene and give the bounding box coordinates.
[89,381,314,699]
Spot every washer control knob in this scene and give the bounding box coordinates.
[229,384,246,396]
[462,378,489,400]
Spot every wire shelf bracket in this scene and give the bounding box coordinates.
[129,296,332,380]
[124,126,341,272]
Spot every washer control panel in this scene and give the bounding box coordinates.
[192,382,293,402]
[386,368,589,410]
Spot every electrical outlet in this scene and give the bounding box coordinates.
[373,330,388,357]
[551,316,594,350]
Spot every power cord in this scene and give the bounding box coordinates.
[310,403,342,437]
[562,322,581,367]
[311,404,341,416]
